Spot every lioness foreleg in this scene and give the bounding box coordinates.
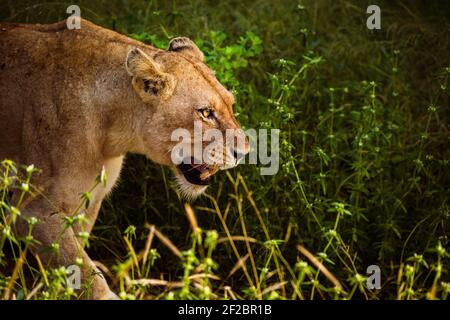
[16,198,117,300]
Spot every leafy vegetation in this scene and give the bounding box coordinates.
[0,0,449,299]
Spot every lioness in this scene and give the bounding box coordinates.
[0,18,248,299]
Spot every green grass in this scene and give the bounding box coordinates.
[0,0,449,300]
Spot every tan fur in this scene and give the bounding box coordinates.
[0,18,248,299]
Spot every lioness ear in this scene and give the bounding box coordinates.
[125,47,176,101]
[168,37,204,61]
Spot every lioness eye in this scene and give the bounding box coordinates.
[199,108,213,118]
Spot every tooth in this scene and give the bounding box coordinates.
[200,165,219,180]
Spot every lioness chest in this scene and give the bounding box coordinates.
[91,156,124,205]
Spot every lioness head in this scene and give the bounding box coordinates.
[125,37,249,199]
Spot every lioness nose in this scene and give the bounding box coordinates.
[229,129,249,163]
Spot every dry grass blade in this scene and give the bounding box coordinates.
[223,286,237,300]
[204,193,255,289]
[3,249,27,300]
[227,172,260,291]
[26,283,43,300]
[142,224,155,266]
[227,254,249,278]
[217,236,257,244]
[297,245,343,290]
[34,254,49,287]
[146,223,182,258]
[260,281,288,296]
[130,279,184,288]
[184,203,200,235]
[188,273,221,281]
[265,269,279,280]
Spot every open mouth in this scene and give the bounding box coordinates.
[177,158,218,186]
